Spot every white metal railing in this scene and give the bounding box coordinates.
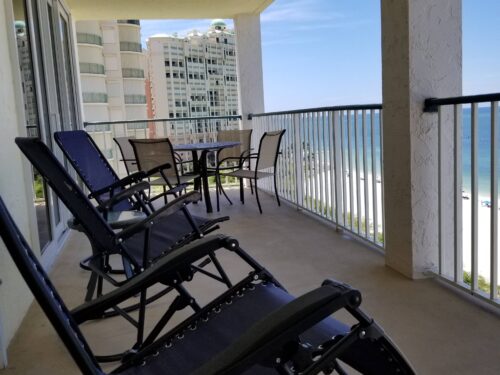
[425,93,500,306]
[250,105,384,249]
[84,115,241,176]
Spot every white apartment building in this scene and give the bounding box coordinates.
[76,19,147,124]
[147,20,239,126]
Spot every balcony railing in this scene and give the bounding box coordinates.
[83,115,242,174]
[250,104,384,249]
[122,68,145,78]
[424,92,500,307]
[79,62,105,75]
[120,41,142,53]
[82,92,108,103]
[76,32,102,46]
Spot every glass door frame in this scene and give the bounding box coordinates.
[26,0,83,259]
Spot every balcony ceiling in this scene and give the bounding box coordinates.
[67,0,274,20]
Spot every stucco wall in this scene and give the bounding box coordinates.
[381,0,461,277]
[0,0,40,366]
[234,14,265,129]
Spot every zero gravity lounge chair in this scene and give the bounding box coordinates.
[16,137,236,358]
[0,196,415,374]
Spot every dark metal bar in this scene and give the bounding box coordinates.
[424,92,500,112]
[84,114,242,127]
[250,103,383,118]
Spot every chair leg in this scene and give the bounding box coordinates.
[219,175,232,206]
[216,175,220,212]
[274,174,281,206]
[239,178,244,204]
[254,179,263,214]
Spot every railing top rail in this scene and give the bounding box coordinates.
[424,92,500,112]
[84,114,242,127]
[249,103,383,119]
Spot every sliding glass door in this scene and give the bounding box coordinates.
[14,0,81,253]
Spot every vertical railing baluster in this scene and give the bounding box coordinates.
[371,110,378,243]
[454,104,463,283]
[362,110,369,237]
[471,102,478,292]
[354,110,361,233]
[317,112,324,215]
[294,113,303,208]
[438,106,443,275]
[341,111,347,226]
[347,110,354,230]
[328,111,335,222]
[333,111,342,227]
[379,110,385,245]
[490,101,498,300]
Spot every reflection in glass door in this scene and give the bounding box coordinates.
[13,0,52,250]
[13,0,82,251]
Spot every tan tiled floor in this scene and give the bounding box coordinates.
[2,189,500,374]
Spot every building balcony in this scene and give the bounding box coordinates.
[82,92,108,103]
[124,94,146,104]
[76,32,102,46]
[122,68,144,78]
[79,62,105,75]
[119,41,142,53]
[3,188,500,374]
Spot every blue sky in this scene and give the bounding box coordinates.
[141,0,500,112]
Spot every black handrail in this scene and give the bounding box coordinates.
[424,92,500,112]
[249,104,382,119]
[84,115,242,127]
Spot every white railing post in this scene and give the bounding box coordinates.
[293,113,303,209]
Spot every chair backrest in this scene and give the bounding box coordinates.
[54,130,132,211]
[15,138,117,253]
[114,136,138,175]
[216,129,252,161]
[0,196,103,374]
[256,130,286,171]
[129,138,179,181]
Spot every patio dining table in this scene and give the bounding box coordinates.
[173,141,240,213]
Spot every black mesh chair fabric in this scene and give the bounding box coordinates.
[0,193,413,374]
[16,138,213,268]
[54,130,132,211]
[117,282,349,375]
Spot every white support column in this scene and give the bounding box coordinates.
[381,0,462,278]
[234,14,265,129]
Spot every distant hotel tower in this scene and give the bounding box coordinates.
[146,20,239,123]
[76,20,147,124]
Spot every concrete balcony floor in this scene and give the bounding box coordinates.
[2,188,500,374]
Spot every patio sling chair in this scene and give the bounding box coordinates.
[114,136,139,176]
[16,137,235,360]
[222,130,286,214]
[207,129,253,212]
[0,196,415,374]
[54,130,225,231]
[129,137,200,202]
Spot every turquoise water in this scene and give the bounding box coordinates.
[295,106,499,199]
[462,106,500,198]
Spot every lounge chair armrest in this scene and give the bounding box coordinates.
[114,191,201,242]
[89,171,147,199]
[71,234,235,323]
[143,162,172,178]
[100,181,150,210]
[192,281,362,375]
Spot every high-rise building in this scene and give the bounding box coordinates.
[147,20,239,123]
[76,20,147,124]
